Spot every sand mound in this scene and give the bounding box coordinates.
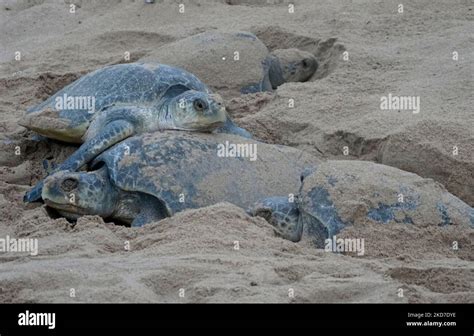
[0,202,471,303]
[379,119,474,205]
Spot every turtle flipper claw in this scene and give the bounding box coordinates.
[24,181,44,203]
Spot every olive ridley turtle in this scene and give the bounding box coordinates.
[249,160,474,247]
[140,31,318,98]
[41,131,317,227]
[20,63,250,202]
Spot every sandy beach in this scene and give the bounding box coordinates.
[0,0,472,303]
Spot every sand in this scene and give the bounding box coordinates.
[0,0,472,303]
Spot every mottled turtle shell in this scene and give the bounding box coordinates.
[299,160,474,247]
[93,131,318,216]
[21,63,210,142]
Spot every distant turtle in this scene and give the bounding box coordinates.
[41,132,317,227]
[140,31,318,98]
[249,161,474,247]
[20,63,250,202]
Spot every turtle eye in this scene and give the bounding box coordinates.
[61,178,78,192]
[302,59,310,68]
[193,99,206,111]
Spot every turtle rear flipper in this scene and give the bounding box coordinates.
[130,194,170,227]
[18,108,87,144]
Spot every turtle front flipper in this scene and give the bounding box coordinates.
[23,181,46,203]
[24,119,135,203]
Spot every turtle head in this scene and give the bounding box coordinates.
[42,166,119,220]
[164,90,227,132]
[248,196,302,242]
[267,49,318,89]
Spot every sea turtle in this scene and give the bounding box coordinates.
[40,131,318,227]
[20,63,250,202]
[140,31,318,98]
[249,160,474,247]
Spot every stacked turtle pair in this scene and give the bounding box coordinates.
[20,31,318,206]
[20,31,472,245]
[20,62,236,202]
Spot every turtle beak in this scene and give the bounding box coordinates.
[207,94,227,125]
[42,173,78,209]
[303,56,318,80]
